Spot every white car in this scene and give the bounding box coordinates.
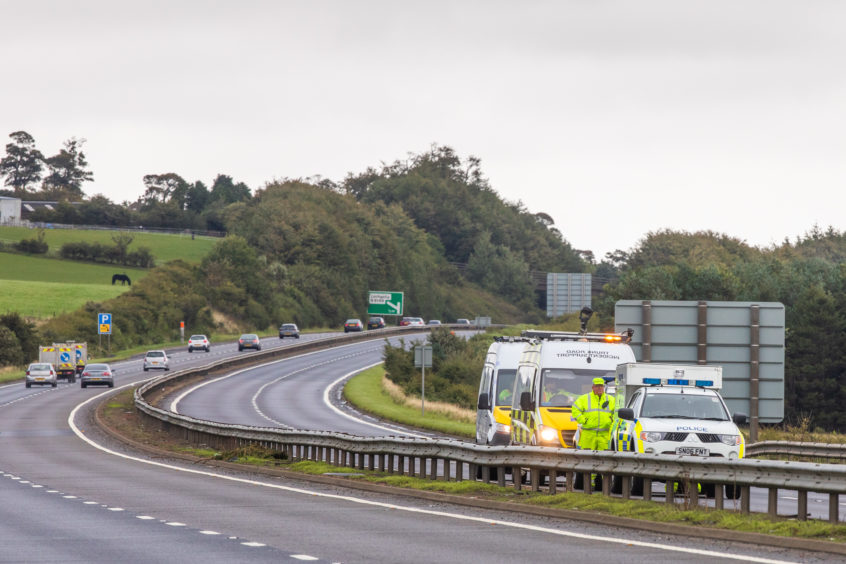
[26,362,58,388]
[143,350,170,371]
[188,334,210,353]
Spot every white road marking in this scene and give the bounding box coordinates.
[241,542,266,547]
[291,555,319,560]
[170,342,370,413]
[108,507,125,512]
[322,365,428,438]
[165,522,186,527]
[199,530,220,535]
[67,386,797,564]
[137,515,156,520]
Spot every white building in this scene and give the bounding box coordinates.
[0,196,22,224]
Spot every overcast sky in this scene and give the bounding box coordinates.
[2,1,845,260]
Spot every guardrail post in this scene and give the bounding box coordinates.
[515,470,522,491]
[665,481,675,504]
[582,472,591,494]
[398,455,405,475]
[530,468,540,492]
[497,466,506,488]
[565,471,574,493]
[830,494,839,523]
[622,476,631,500]
[714,485,723,510]
[368,454,375,471]
[797,490,807,521]
[768,488,778,518]
[741,486,751,514]
[548,470,557,495]
[602,473,611,497]
[357,452,365,470]
[643,478,652,501]
[481,465,490,483]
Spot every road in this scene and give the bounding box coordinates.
[0,332,835,563]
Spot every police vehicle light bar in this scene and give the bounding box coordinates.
[521,329,634,344]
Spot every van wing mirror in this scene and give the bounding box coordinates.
[617,408,635,421]
[732,412,749,425]
[477,393,491,411]
[520,391,534,412]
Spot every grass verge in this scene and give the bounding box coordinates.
[343,365,474,437]
[99,387,846,544]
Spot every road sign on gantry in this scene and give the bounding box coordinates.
[367,291,403,316]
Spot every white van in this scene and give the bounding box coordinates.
[475,338,528,445]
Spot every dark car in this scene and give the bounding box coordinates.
[80,363,115,389]
[238,333,262,351]
[344,319,364,332]
[279,323,300,339]
[367,317,385,330]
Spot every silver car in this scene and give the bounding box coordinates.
[188,334,210,353]
[80,363,115,389]
[143,350,170,371]
[26,362,58,388]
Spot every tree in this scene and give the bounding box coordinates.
[0,131,44,196]
[209,174,251,205]
[140,173,189,208]
[42,137,93,200]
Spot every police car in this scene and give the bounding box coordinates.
[610,363,748,497]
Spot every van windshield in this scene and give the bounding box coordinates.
[494,369,516,406]
[641,393,728,420]
[540,369,614,407]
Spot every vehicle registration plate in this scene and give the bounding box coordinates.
[676,447,709,456]
[35,378,44,381]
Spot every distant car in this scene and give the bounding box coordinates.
[143,350,170,372]
[188,334,210,353]
[399,317,413,326]
[238,334,262,351]
[427,319,442,326]
[344,319,364,332]
[26,362,57,388]
[279,323,300,339]
[80,363,115,388]
[367,317,386,330]
[406,317,425,326]
[456,318,471,325]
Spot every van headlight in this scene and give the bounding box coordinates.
[719,434,741,446]
[494,422,510,434]
[639,431,665,442]
[539,426,558,443]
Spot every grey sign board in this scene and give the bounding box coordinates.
[547,273,591,317]
[615,300,785,425]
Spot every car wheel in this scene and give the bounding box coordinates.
[108,382,114,388]
[188,348,193,353]
[295,335,300,339]
[144,367,149,372]
[238,346,243,351]
[25,382,31,388]
[52,382,57,388]
[279,335,283,339]
[205,347,210,352]
[69,376,75,383]
[81,383,87,388]
[165,367,170,371]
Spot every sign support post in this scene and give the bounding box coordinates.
[414,345,432,415]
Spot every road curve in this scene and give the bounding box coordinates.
[0,334,831,563]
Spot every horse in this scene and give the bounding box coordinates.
[112,273,131,286]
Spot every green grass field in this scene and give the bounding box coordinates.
[0,253,148,285]
[0,226,218,264]
[0,279,128,318]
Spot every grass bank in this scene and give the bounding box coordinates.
[343,365,474,437]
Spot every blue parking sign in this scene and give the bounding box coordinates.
[98,313,112,335]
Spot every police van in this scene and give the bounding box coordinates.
[475,338,527,445]
[611,363,748,497]
[509,330,636,448]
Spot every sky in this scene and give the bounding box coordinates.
[2,1,845,260]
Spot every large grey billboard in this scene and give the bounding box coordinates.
[615,300,785,426]
[547,273,591,317]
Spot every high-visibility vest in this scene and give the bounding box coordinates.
[572,391,615,434]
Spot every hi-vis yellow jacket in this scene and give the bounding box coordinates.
[571,391,615,450]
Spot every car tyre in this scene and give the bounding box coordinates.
[81,383,87,389]
[188,348,193,353]
[238,346,243,351]
[108,382,114,388]
[25,382,31,388]
[144,367,149,372]
[52,382,57,388]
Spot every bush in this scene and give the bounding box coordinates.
[15,237,48,254]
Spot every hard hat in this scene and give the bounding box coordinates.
[592,377,605,385]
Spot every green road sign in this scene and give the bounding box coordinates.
[368,291,404,316]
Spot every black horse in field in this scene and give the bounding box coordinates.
[112,273,131,286]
